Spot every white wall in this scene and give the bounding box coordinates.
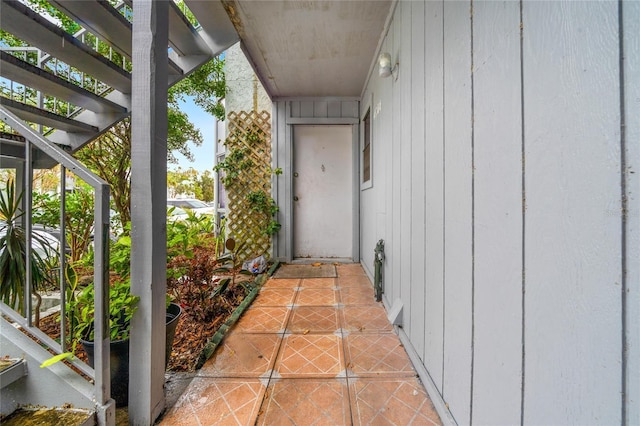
[225,43,271,114]
[359,1,639,424]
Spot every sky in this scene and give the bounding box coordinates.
[170,97,218,174]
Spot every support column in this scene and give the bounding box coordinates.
[130,1,168,424]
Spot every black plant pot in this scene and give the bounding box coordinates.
[81,338,130,407]
[81,304,183,407]
[165,302,183,367]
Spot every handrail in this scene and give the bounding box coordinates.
[0,106,111,407]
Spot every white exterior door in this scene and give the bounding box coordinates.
[293,125,353,259]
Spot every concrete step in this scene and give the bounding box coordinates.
[0,358,27,390]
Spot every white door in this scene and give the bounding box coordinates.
[293,125,353,259]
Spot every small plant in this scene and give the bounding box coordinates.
[42,277,139,368]
[213,238,254,291]
[214,216,227,258]
[167,245,228,322]
[70,279,140,342]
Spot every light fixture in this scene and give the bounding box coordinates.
[378,52,398,80]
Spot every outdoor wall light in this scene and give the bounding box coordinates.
[378,52,398,80]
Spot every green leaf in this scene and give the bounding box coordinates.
[40,352,75,368]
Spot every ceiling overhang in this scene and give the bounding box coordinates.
[219,0,393,99]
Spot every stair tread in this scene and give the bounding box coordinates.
[1,408,94,426]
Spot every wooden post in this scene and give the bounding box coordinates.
[130,1,168,424]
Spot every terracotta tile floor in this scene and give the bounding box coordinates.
[160,264,441,425]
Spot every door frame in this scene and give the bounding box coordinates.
[271,104,360,262]
[288,122,359,262]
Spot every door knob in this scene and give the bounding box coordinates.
[293,196,299,201]
[294,172,299,177]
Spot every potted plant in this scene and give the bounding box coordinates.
[165,297,182,365]
[44,276,183,406]
[110,231,183,367]
[70,278,139,407]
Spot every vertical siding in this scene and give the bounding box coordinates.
[327,100,341,118]
[313,101,328,117]
[624,2,640,422]
[423,0,445,390]
[471,2,523,424]
[300,101,314,118]
[522,2,622,424]
[442,1,473,423]
[409,0,427,359]
[389,11,401,306]
[356,0,633,423]
[399,2,413,334]
[288,100,359,119]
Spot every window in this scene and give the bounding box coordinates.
[361,108,372,188]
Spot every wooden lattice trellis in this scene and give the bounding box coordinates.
[224,110,273,261]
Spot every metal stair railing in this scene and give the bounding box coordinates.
[0,105,112,412]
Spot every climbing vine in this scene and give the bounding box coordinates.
[215,111,278,260]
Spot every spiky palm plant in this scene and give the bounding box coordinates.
[0,177,55,315]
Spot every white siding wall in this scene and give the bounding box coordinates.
[359,0,638,424]
[522,3,621,423]
[472,2,523,424]
[624,3,640,423]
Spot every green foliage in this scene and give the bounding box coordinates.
[166,211,216,264]
[69,279,139,342]
[214,147,255,187]
[169,57,226,121]
[214,216,227,258]
[264,220,282,236]
[245,189,280,237]
[32,184,95,263]
[0,178,56,311]
[110,234,131,278]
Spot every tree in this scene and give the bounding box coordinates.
[74,120,132,225]
[195,170,215,202]
[167,167,198,199]
[33,167,61,194]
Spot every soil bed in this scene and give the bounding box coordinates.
[38,274,256,372]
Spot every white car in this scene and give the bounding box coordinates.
[167,205,189,222]
[0,221,61,262]
[167,199,216,216]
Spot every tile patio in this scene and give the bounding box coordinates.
[159,264,441,425]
